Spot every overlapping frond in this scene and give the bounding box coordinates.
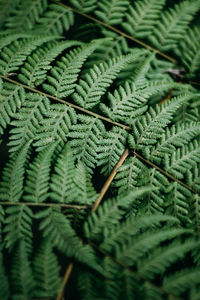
[33,238,61,298]
[0,79,25,135]
[122,0,166,38]
[8,93,50,152]
[95,0,129,25]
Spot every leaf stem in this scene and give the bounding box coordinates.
[0,75,131,131]
[54,1,177,64]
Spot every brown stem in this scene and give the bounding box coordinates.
[132,151,195,193]
[93,148,129,212]
[55,1,177,64]
[56,148,130,300]
[0,201,88,209]
[0,75,131,131]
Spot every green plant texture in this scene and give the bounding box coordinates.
[0,0,200,299]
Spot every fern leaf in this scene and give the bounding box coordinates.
[50,143,97,205]
[33,238,61,298]
[95,0,129,25]
[164,140,200,179]
[0,32,33,51]
[0,250,10,300]
[33,103,77,151]
[163,267,200,296]
[9,93,50,152]
[166,182,192,222]
[11,241,35,300]
[97,127,128,176]
[77,268,100,300]
[0,0,20,29]
[50,142,77,203]
[129,94,192,151]
[3,205,33,254]
[0,142,31,202]
[5,0,48,31]
[0,80,25,136]
[24,142,57,203]
[101,214,177,253]
[35,3,74,35]
[0,36,58,76]
[100,81,149,126]
[116,228,188,266]
[186,166,200,193]
[36,207,102,272]
[114,156,149,193]
[73,51,144,109]
[149,1,200,51]
[18,40,82,87]
[122,0,166,38]
[146,122,200,164]
[69,0,97,13]
[42,40,104,98]
[68,115,105,173]
[176,26,200,78]
[139,239,200,279]
[74,161,98,204]
[84,187,152,242]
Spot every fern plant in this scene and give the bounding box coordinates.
[0,0,200,299]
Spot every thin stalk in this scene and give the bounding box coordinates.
[0,75,131,131]
[55,1,177,64]
[132,151,195,193]
[93,148,129,211]
[0,201,88,209]
[56,148,130,300]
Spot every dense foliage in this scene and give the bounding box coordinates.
[0,0,200,299]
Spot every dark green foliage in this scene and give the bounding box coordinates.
[0,0,200,299]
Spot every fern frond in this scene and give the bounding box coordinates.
[122,0,166,38]
[11,241,35,300]
[100,81,149,126]
[97,127,128,176]
[95,0,129,25]
[68,115,105,173]
[0,80,25,136]
[42,40,103,98]
[0,250,10,300]
[24,142,57,203]
[3,205,33,254]
[69,0,97,13]
[186,166,200,193]
[84,187,152,242]
[138,239,200,279]
[33,103,77,151]
[8,93,50,152]
[101,214,177,253]
[0,32,33,51]
[166,182,192,222]
[36,207,102,272]
[5,0,48,31]
[77,268,100,300]
[164,140,200,179]
[149,1,200,51]
[116,227,188,266]
[0,36,57,76]
[129,94,192,151]
[0,0,20,29]
[146,122,200,164]
[18,40,82,87]
[33,238,61,298]
[163,267,200,296]
[50,142,77,203]
[35,3,74,35]
[176,26,200,78]
[114,156,149,193]
[73,51,144,109]
[0,142,31,202]
[74,161,98,204]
